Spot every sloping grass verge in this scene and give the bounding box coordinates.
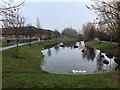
[85,40,119,57]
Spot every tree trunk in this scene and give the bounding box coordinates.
[38,38,40,45]
[16,36,19,58]
[29,36,32,46]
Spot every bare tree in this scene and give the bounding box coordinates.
[36,17,42,44]
[26,23,35,46]
[82,22,96,41]
[0,0,25,20]
[36,17,41,29]
[62,27,77,38]
[1,0,25,58]
[86,0,120,44]
[9,11,25,58]
[54,29,61,38]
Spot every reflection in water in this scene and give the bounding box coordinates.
[41,41,119,74]
[115,64,120,70]
[96,52,104,72]
[117,47,120,70]
[82,46,95,61]
[78,41,82,49]
[54,45,60,53]
[44,43,58,49]
[47,49,52,56]
[63,41,77,48]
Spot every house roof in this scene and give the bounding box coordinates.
[1,26,55,36]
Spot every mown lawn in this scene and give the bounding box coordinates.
[85,40,120,57]
[2,38,119,88]
[3,73,119,88]
[0,41,14,47]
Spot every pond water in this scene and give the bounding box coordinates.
[41,41,119,74]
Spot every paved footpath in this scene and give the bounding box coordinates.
[101,41,118,45]
[0,41,38,51]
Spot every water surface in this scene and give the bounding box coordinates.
[41,41,118,74]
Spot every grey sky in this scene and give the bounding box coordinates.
[20,2,96,32]
[0,0,97,32]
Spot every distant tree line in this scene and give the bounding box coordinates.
[61,26,78,38]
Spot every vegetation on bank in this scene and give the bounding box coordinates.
[2,38,119,88]
[0,42,14,47]
[85,40,120,57]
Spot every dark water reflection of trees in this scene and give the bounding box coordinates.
[63,41,77,48]
[54,45,60,53]
[115,47,120,70]
[96,53,104,72]
[44,43,58,49]
[47,49,52,56]
[47,41,77,56]
[82,46,95,61]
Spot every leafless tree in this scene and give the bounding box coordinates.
[82,22,96,41]
[54,29,61,38]
[36,17,42,44]
[86,0,120,44]
[27,23,35,46]
[1,0,25,58]
[0,0,25,20]
[8,11,25,58]
[62,27,78,38]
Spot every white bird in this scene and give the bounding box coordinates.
[72,70,87,73]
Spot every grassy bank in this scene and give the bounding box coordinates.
[2,38,119,88]
[85,40,120,57]
[0,41,14,47]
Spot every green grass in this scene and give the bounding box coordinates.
[0,41,14,47]
[3,73,119,88]
[85,40,120,57]
[2,38,119,88]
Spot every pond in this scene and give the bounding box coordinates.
[41,41,119,74]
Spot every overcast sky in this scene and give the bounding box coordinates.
[1,0,97,32]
